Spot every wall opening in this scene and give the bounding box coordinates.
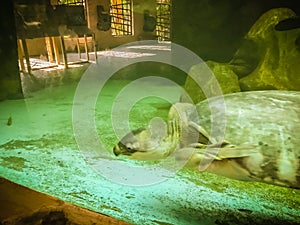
[156,0,171,42]
[110,0,133,36]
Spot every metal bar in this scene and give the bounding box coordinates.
[92,34,97,61]
[17,39,25,72]
[45,37,54,63]
[59,36,68,69]
[21,39,31,74]
[84,34,89,61]
[76,38,81,60]
[52,36,61,65]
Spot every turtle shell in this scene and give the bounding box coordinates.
[195,90,300,188]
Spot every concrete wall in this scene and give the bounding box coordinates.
[0,0,23,100]
[21,0,300,58]
[86,0,157,50]
[24,0,157,54]
[23,38,47,56]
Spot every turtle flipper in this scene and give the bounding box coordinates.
[215,144,259,159]
[186,142,258,160]
[188,121,217,144]
[176,143,259,171]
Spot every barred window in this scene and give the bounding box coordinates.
[110,0,133,36]
[156,0,171,41]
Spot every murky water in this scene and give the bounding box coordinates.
[0,78,299,225]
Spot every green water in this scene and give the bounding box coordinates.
[0,79,299,225]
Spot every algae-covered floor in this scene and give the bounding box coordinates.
[0,77,300,224]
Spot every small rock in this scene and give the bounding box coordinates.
[7,116,12,126]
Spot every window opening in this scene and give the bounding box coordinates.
[156,0,171,41]
[110,0,133,36]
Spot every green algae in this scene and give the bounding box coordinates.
[0,134,77,151]
[1,156,27,172]
[178,168,300,213]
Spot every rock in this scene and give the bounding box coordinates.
[183,8,300,101]
[181,60,241,103]
[229,8,300,91]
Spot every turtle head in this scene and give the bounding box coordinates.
[113,118,170,160]
[113,127,148,157]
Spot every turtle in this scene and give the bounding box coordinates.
[113,90,300,189]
